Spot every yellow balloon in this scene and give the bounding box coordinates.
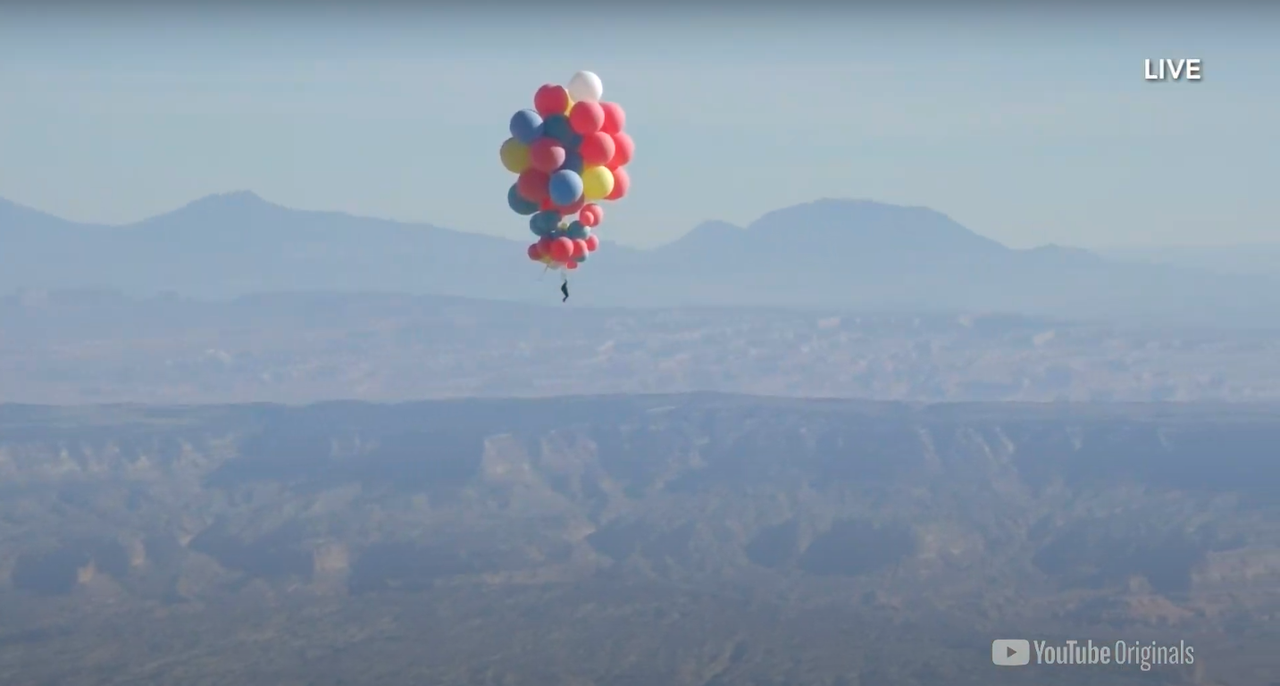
[581,165,615,201]
[564,96,575,115]
[500,138,530,174]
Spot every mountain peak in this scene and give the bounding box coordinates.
[134,190,290,229]
[183,190,274,211]
[738,198,1008,257]
[755,198,933,221]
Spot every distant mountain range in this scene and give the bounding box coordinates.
[3,191,1278,327]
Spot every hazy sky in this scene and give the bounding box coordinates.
[0,6,1276,249]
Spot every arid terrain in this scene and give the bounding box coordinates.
[1,395,1276,685]
[4,290,1280,406]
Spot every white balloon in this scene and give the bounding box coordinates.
[566,71,603,103]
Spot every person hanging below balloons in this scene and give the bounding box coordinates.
[498,70,633,301]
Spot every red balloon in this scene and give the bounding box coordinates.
[549,236,574,263]
[607,132,635,169]
[540,197,556,211]
[534,84,570,117]
[537,236,555,254]
[527,243,543,261]
[605,167,629,200]
[568,101,605,135]
[565,260,579,270]
[585,234,600,252]
[579,203,602,227]
[528,138,566,173]
[572,239,588,259]
[557,196,586,215]
[516,169,550,202]
[578,132,616,167]
[599,102,626,134]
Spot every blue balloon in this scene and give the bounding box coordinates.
[575,253,587,263]
[566,220,588,240]
[559,150,584,174]
[547,170,584,207]
[508,185,539,216]
[542,114,575,145]
[530,210,560,236]
[509,109,544,145]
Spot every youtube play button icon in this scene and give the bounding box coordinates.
[992,639,1031,666]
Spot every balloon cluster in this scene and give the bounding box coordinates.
[500,70,633,272]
